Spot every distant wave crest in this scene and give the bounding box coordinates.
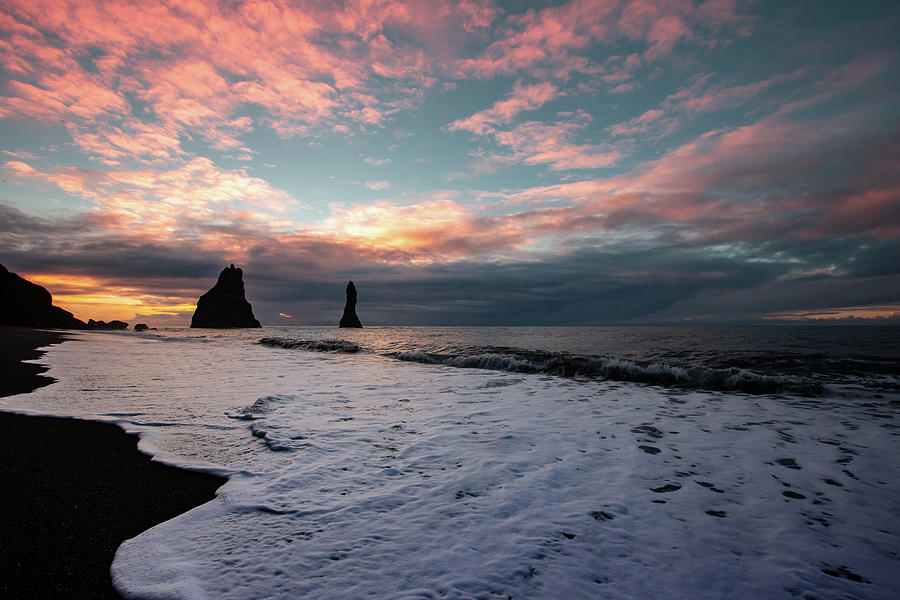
[391,349,823,395]
[393,351,541,373]
[257,336,824,395]
[258,337,361,353]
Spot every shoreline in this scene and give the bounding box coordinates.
[0,327,226,599]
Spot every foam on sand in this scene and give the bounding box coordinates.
[2,330,896,599]
[112,359,898,599]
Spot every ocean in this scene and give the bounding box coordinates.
[4,326,899,599]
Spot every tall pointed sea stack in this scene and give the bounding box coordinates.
[338,281,363,328]
[190,264,261,328]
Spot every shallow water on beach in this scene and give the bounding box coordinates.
[4,326,899,599]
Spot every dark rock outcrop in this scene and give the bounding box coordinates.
[86,319,128,330]
[190,264,261,328]
[338,281,363,328]
[134,323,149,331]
[0,264,86,329]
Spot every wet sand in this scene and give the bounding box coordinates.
[0,327,226,598]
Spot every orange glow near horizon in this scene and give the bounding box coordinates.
[765,305,900,321]
[26,273,197,323]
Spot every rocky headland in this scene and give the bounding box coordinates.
[0,264,86,329]
[190,264,261,328]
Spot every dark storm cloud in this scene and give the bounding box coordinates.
[8,242,224,280]
[1,203,227,297]
[3,197,898,326]
[242,241,847,325]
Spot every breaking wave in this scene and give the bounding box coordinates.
[258,337,361,353]
[256,337,825,395]
[390,349,824,395]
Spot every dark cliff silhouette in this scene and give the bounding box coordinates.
[0,264,86,329]
[190,264,261,328]
[338,281,363,328]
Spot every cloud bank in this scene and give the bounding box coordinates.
[1,0,898,324]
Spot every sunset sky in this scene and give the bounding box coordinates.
[1,0,898,325]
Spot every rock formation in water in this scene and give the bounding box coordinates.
[338,280,363,328]
[190,264,261,328]
[0,264,87,329]
[86,319,129,330]
[134,323,149,331]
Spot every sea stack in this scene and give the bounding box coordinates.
[0,264,86,329]
[190,264,261,328]
[338,281,363,328]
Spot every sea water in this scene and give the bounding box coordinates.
[4,326,899,599]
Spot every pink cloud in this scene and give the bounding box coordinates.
[490,105,900,246]
[364,180,391,191]
[456,0,617,78]
[6,157,298,239]
[0,0,759,173]
[618,0,753,59]
[3,160,35,174]
[484,111,623,171]
[676,70,806,113]
[71,122,184,165]
[2,150,38,160]
[646,14,691,58]
[449,81,560,135]
[1,1,890,275]
[609,69,808,139]
[7,108,897,272]
[609,108,668,137]
[0,74,129,123]
[596,52,643,93]
[0,0,504,165]
[456,0,502,32]
[453,0,753,93]
[803,187,900,239]
[319,196,530,259]
[609,83,635,94]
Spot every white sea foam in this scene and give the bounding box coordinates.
[3,330,898,599]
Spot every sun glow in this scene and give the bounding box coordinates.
[765,305,900,321]
[25,273,197,322]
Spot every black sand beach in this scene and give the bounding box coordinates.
[0,327,226,599]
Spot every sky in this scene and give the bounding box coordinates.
[1,0,898,326]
